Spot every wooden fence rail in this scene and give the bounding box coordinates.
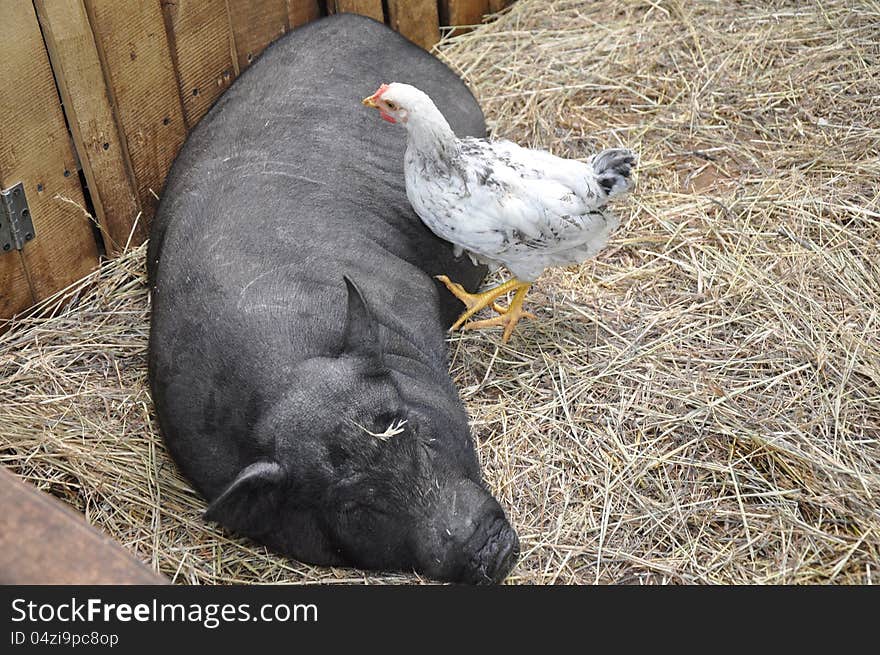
[0,0,509,320]
[0,467,167,583]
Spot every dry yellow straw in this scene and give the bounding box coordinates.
[1,0,878,583]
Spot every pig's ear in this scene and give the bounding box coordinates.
[205,461,285,534]
[342,276,385,366]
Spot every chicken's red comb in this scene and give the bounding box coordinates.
[372,83,391,99]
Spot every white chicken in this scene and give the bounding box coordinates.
[362,82,635,342]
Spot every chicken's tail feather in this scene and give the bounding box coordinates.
[591,148,636,201]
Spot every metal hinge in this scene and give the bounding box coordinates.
[0,182,35,254]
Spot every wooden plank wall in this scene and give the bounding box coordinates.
[327,1,384,23]
[0,0,512,320]
[33,0,141,256]
[226,1,289,73]
[388,1,441,51]
[0,2,99,318]
[441,1,492,37]
[161,0,238,130]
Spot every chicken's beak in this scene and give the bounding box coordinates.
[362,85,395,123]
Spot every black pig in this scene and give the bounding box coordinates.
[147,14,519,583]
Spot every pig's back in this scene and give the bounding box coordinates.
[149,14,486,353]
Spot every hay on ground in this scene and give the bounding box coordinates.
[1,0,878,583]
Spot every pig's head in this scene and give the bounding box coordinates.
[205,277,518,583]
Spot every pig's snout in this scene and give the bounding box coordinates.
[461,502,519,584]
[419,480,519,584]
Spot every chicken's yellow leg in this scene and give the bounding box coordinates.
[436,276,535,340]
[462,282,533,343]
[436,276,522,330]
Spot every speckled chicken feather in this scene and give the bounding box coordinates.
[381,84,635,282]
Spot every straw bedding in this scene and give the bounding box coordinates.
[1,0,878,583]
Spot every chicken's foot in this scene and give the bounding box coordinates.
[436,275,534,340]
[461,282,533,343]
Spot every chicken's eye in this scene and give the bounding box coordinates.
[385,101,398,110]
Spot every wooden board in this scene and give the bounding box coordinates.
[287,0,321,28]
[0,253,33,320]
[162,0,238,130]
[387,0,440,50]
[328,0,384,23]
[0,468,167,584]
[226,0,289,72]
[82,0,187,229]
[34,0,143,257]
[440,0,489,34]
[0,1,99,311]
